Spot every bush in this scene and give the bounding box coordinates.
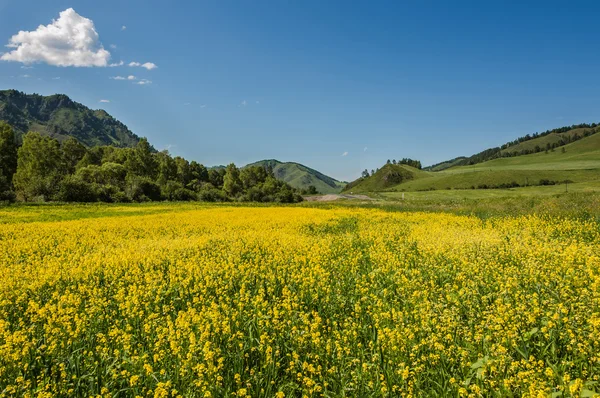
[198,188,229,202]
[56,176,98,202]
[171,188,197,201]
[126,176,162,202]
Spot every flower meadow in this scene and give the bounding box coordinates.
[0,205,599,397]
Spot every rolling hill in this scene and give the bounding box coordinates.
[246,159,345,194]
[343,163,430,193]
[347,130,600,193]
[0,90,140,147]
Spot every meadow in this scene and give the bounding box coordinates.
[0,202,599,397]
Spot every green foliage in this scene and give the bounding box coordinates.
[125,138,157,178]
[223,163,242,196]
[0,90,140,147]
[13,132,64,201]
[0,122,17,184]
[246,159,345,194]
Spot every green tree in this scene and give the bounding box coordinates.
[125,138,157,178]
[62,137,87,174]
[190,161,209,182]
[208,168,225,188]
[174,156,191,185]
[13,132,63,201]
[223,163,242,197]
[0,122,17,185]
[155,150,177,186]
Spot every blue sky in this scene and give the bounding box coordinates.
[1,1,599,181]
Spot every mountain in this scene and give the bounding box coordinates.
[246,159,345,194]
[0,90,140,147]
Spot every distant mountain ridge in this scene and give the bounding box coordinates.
[246,159,345,194]
[0,90,140,147]
[426,123,599,171]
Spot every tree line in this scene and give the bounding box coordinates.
[0,122,303,203]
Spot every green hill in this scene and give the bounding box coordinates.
[343,163,431,193]
[0,90,140,147]
[246,159,345,194]
[359,132,600,193]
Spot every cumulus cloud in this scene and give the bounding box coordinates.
[52,77,60,80]
[135,79,152,85]
[109,44,117,49]
[200,104,207,108]
[109,61,124,67]
[1,8,111,67]
[129,61,157,70]
[99,99,110,103]
[20,74,31,78]
[240,100,247,107]
[121,26,127,31]
[110,76,126,80]
[342,151,348,157]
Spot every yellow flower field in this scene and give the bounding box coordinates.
[0,205,599,397]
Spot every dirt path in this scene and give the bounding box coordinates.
[303,194,375,202]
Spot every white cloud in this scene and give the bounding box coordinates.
[240,100,247,107]
[364,147,368,152]
[20,74,31,78]
[99,99,110,103]
[109,44,117,49]
[1,8,111,67]
[121,25,127,31]
[109,61,123,67]
[141,62,157,70]
[342,151,348,157]
[183,102,191,106]
[52,77,60,80]
[200,104,207,108]
[21,65,33,69]
[110,75,136,81]
[129,61,157,70]
[135,79,152,85]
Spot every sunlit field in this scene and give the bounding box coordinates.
[1,204,599,397]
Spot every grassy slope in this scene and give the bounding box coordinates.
[246,159,345,194]
[343,164,432,193]
[499,127,598,155]
[352,133,600,193]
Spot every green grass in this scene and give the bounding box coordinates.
[348,132,600,193]
[499,127,598,155]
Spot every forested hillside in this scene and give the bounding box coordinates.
[0,90,140,147]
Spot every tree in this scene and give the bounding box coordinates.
[0,122,17,185]
[223,163,242,196]
[190,161,209,182]
[13,133,63,201]
[125,138,157,178]
[62,137,87,174]
[361,169,370,178]
[174,156,191,185]
[240,166,268,189]
[155,150,177,186]
[208,168,225,188]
